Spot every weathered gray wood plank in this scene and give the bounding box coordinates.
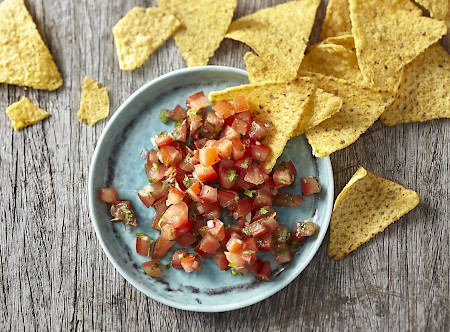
[1,0,449,331]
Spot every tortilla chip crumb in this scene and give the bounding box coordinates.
[328,167,419,260]
[5,97,50,131]
[0,0,63,90]
[77,77,110,126]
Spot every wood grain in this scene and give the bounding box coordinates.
[1,0,449,331]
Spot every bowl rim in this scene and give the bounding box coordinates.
[88,65,334,312]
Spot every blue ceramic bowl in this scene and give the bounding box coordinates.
[88,66,334,312]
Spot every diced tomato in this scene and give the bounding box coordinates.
[231,118,249,135]
[273,193,305,207]
[153,131,174,147]
[137,185,155,208]
[217,190,238,209]
[296,221,320,237]
[301,177,321,195]
[167,186,185,205]
[148,181,167,200]
[234,156,252,172]
[212,100,235,119]
[253,189,272,208]
[273,169,293,188]
[252,206,275,222]
[233,96,250,113]
[274,243,293,264]
[235,110,253,123]
[197,234,220,254]
[152,236,174,259]
[99,188,118,204]
[199,201,221,220]
[194,246,211,259]
[251,259,271,281]
[136,234,153,256]
[171,249,188,269]
[187,91,210,110]
[193,164,217,182]
[181,254,203,273]
[222,125,240,139]
[151,196,168,230]
[174,219,194,237]
[110,201,137,227]
[235,172,256,191]
[172,120,187,142]
[170,104,187,121]
[158,145,182,166]
[161,224,176,240]
[273,224,290,244]
[213,250,229,270]
[243,237,257,250]
[146,162,167,184]
[246,220,268,238]
[239,248,256,264]
[175,232,198,247]
[159,202,189,229]
[179,151,198,173]
[203,111,224,133]
[230,138,245,160]
[143,260,163,277]
[250,144,271,162]
[215,137,233,158]
[199,185,218,202]
[224,251,245,267]
[199,146,220,166]
[186,181,202,202]
[234,198,254,218]
[188,112,203,134]
[218,160,238,189]
[244,164,268,185]
[206,219,225,241]
[226,236,244,253]
[260,215,279,233]
[256,233,273,251]
[147,148,159,164]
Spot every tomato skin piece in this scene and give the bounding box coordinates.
[136,235,153,256]
[170,104,187,121]
[273,193,305,207]
[181,254,203,273]
[213,250,229,271]
[198,234,220,254]
[159,202,189,229]
[301,177,321,195]
[143,260,163,277]
[152,236,174,259]
[233,96,250,113]
[171,249,188,269]
[212,100,235,119]
[99,188,118,204]
[175,232,198,248]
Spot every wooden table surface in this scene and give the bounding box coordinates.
[1,0,449,331]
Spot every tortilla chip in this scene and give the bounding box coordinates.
[349,0,447,89]
[209,80,315,171]
[77,77,110,126]
[301,72,394,157]
[5,97,50,131]
[157,0,237,67]
[416,0,448,19]
[0,0,62,90]
[113,7,181,71]
[244,52,286,84]
[226,0,320,81]
[381,44,450,126]
[300,38,364,84]
[320,0,352,40]
[328,167,419,260]
[291,88,343,137]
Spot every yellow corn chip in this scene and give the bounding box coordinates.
[113,7,181,71]
[0,0,62,90]
[5,97,50,131]
[322,34,356,50]
[301,72,394,157]
[209,80,315,171]
[328,167,419,260]
[226,0,320,81]
[320,0,352,40]
[349,0,447,89]
[416,0,448,19]
[381,44,450,126]
[157,0,237,67]
[291,88,343,137]
[244,52,286,84]
[77,77,110,126]
[300,38,364,84]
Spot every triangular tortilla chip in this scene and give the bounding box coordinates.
[209,80,315,171]
[226,0,320,81]
[157,0,237,67]
[300,37,364,84]
[291,88,343,137]
[0,0,62,90]
[349,0,447,89]
[328,167,419,260]
[6,97,50,131]
[77,77,110,126]
[416,0,448,19]
[244,52,286,84]
[320,0,352,40]
[113,7,181,71]
[301,72,394,157]
[381,44,450,126]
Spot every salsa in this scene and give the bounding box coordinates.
[99,91,321,281]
